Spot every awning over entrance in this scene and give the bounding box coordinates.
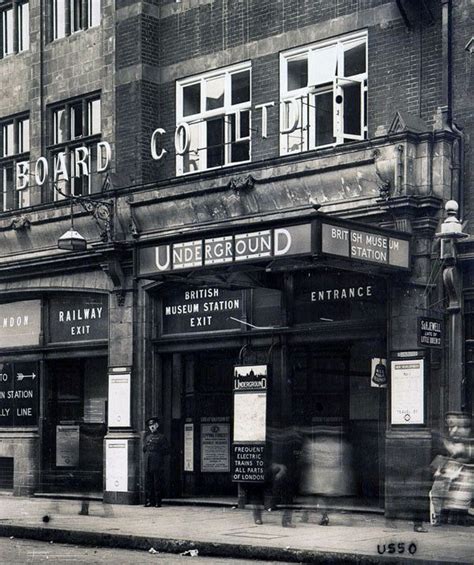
[137,212,411,280]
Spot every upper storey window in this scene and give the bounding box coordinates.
[49,94,102,199]
[280,32,367,154]
[52,0,100,41]
[1,1,30,58]
[0,115,30,212]
[176,62,251,175]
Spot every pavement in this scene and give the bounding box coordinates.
[0,495,472,564]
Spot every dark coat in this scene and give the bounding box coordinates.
[143,432,169,472]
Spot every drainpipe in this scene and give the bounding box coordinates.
[441,0,452,127]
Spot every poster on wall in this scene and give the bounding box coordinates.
[108,368,131,427]
[56,425,80,467]
[391,357,424,424]
[201,423,230,472]
[184,423,194,472]
[0,361,39,427]
[105,439,128,492]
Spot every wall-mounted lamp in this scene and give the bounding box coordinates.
[58,197,87,251]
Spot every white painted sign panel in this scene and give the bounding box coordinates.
[233,392,267,442]
[56,425,80,467]
[105,439,128,492]
[201,423,230,472]
[108,373,131,427]
[184,423,194,472]
[391,358,424,424]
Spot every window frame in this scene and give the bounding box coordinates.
[51,0,100,42]
[176,61,252,176]
[0,114,30,213]
[48,94,102,200]
[279,31,368,155]
[1,2,29,58]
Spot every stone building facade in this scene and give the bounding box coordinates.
[0,0,472,518]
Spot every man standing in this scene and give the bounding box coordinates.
[143,417,169,507]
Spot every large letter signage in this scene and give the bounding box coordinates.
[139,223,312,277]
[0,300,41,348]
[232,365,268,483]
[0,362,39,427]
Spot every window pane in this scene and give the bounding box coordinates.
[231,70,250,104]
[3,7,14,55]
[88,0,101,28]
[53,152,69,198]
[206,117,224,168]
[183,122,200,173]
[344,42,366,77]
[230,111,250,163]
[205,76,225,111]
[287,57,308,91]
[71,152,87,196]
[88,99,101,135]
[18,2,30,52]
[3,123,14,156]
[314,91,335,146]
[70,103,83,138]
[53,0,66,39]
[53,108,66,144]
[2,165,14,210]
[313,45,337,85]
[183,83,201,117]
[18,118,30,153]
[71,0,83,32]
[343,83,361,136]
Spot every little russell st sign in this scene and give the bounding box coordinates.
[138,217,411,277]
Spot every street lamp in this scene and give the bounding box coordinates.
[57,197,87,251]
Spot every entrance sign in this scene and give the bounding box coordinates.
[49,294,108,343]
[184,423,194,472]
[319,221,410,270]
[106,439,128,492]
[56,425,80,467]
[138,223,312,276]
[0,300,41,347]
[232,365,268,483]
[0,361,39,426]
[201,423,230,472]
[108,367,131,427]
[162,287,244,334]
[418,317,442,348]
[391,356,424,425]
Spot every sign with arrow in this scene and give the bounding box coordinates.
[0,361,39,426]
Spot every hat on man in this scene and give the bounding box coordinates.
[146,416,160,427]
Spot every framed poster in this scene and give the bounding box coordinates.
[201,423,230,472]
[108,368,131,427]
[184,423,194,472]
[391,357,424,425]
[105,439,128,492]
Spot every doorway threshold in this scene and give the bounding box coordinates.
[34,492,103,502]
[164,496,238,508]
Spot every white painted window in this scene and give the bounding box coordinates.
[280,32,367,154]
[88,0,101,28]
[0,116,30,212]
[53,0,66,39]
[176,62,251,175]
[50,96,101,199]
[2,6,14,56]
[18,1,29,52]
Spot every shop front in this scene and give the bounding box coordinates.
[0,292,109,496]
[138,212,409,510]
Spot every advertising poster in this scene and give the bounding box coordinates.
[108,370,131,427]
[391,358,424,424]
[56,425,80,467]
[201,423,230,472]
[0,362,39,427]
[184,423,194,472]
[105,439,128,492]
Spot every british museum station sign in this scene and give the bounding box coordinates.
[138,216,411,277]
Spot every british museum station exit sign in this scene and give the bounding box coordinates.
[138,217,411,277]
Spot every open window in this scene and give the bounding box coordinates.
[280,33,367,154]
